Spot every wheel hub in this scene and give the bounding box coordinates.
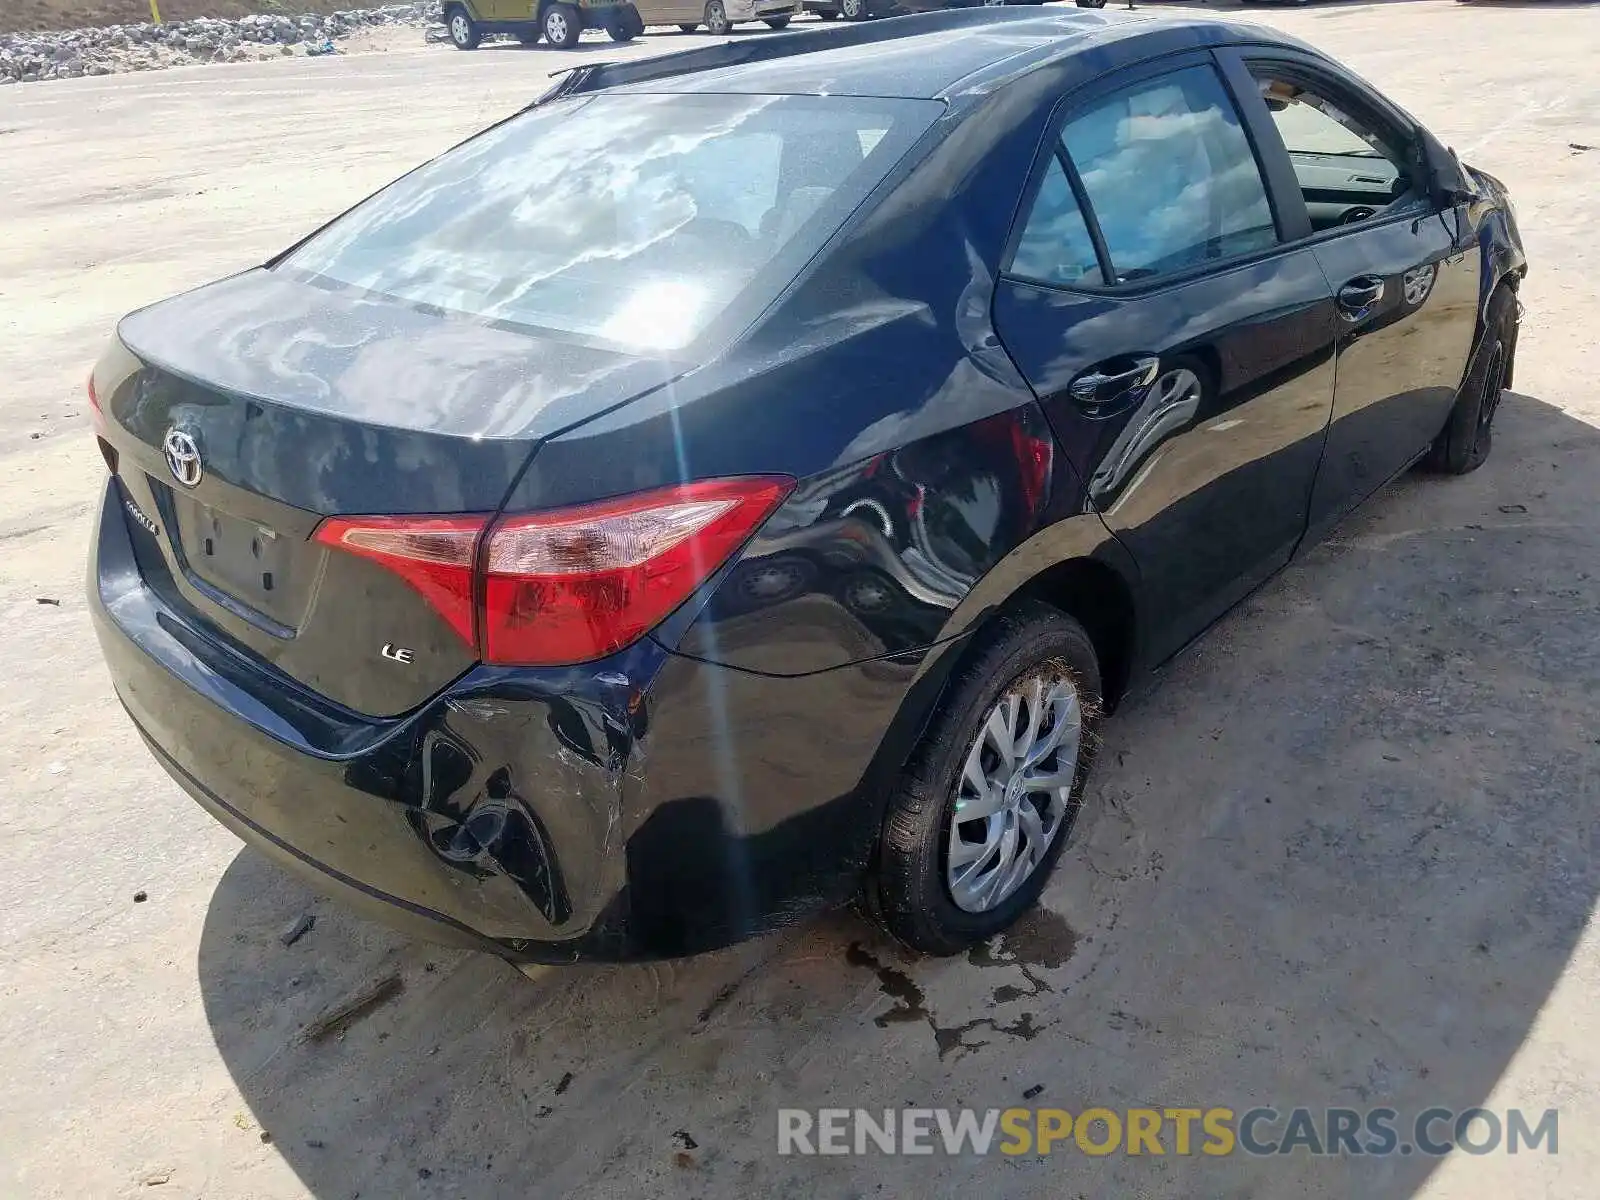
[945,670,1083,914]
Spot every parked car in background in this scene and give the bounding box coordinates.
[445,0,645,48]
[640,0,799,35]
[89,9,1524,966]
[802,0,1085,24]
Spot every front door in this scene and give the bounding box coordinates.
[992,55,1339,665]
[1234,54,1482,536]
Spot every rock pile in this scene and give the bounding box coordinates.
[0,2,445,85]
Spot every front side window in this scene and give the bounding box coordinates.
[1252,72,1420,230]
[279,93,941,352]
[1063,65,1279,283]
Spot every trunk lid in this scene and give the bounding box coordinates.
[101,269,680,717]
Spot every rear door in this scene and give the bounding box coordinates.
[991,53,1340,665]
[1227,50,1481,536]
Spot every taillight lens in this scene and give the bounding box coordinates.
[483,476,792,666]
[313,476,792,667]
[314,515,487,648]
[88,375,118,473]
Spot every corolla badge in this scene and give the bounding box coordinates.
[161,428,203,488]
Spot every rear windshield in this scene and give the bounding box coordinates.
[278,92,941,352]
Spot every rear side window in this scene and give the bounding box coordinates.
[1009,155,1103,288]
[1062,65,1279,282]
[278,93,940,352]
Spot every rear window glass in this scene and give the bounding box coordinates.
[278,93,940,352]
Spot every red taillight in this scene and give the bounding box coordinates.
[483,477,792,666]
[313,476,792,667]
[314,515,488,648]
[88,375,118,472]
[87,374,106,434]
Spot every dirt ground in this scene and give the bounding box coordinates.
[2,2,1598,1197]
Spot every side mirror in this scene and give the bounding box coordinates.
[1418,127,1475,207]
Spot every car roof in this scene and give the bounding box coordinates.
[592,9,1307,104]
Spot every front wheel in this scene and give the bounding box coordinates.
[703,0,732,34]
[871,603,1103,955]
[839,0,867,19]
[764,14,790,27]
[543,2,582,47]
[446,4,482,49]
[1424,284,1517,476]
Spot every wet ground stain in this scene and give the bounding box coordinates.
[991,906,1080,970]
[968,907,1080,1004]
[846,941,1056,1059]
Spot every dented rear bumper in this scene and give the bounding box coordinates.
[90,481,926,962]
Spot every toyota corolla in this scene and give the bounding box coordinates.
[88,9,1525,963]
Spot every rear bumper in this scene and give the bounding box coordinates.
[90,481,930,961]
[728,0,800,18]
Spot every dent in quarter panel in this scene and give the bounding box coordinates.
[672,404,1060,676]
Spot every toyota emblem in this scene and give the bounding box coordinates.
[162,428,203,488]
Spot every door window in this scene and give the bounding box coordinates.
[1251,72,1421,231]
[1061,65,1278,283]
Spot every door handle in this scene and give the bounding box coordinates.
[1336,275,1386,320]
[1068,354,1160,414]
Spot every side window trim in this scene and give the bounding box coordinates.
[999,49,1294,299]
[1056,145,1117,287]
[1221,46,1435,250]
[1212,47,1315,244]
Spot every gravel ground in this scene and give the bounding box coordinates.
[1,3,1599,1198]
[1,3,440,84]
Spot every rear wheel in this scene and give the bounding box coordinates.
[543,2,581,47]
[446,4,482,49]
[765,14,791,27]
[1424,285,1517,476]
[839,0,866,18]
[871,603,1103,955]
[703,0,732,34]
[607,5,644,40]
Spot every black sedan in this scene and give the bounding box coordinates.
[88,8,1525,963]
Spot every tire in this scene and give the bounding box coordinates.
[1423,284,1517,476]
[543,2,581,47]
[871,602,1103,956]
[839,0,867,18]
[678,21,699,30]
[703,0,732,34]
[765,15,791,27]
[446,4,482,49]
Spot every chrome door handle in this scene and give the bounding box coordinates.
[1068,355,1160,412]
[1337,276,1386,320]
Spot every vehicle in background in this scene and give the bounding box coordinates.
[640,0,800,33]
[801,0,1079,24]
[445,0,645,48]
